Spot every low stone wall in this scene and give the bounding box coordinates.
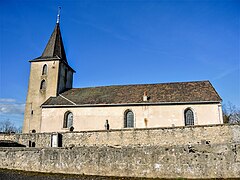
[0,143,240,178]
[0,124,240,178]
[0,133,52,148]
[0,124,239,148]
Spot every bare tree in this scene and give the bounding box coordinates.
[16,126,22,133]
[0,119,18,133]
[222,102,240,124]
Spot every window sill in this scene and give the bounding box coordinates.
[40,89,46,93]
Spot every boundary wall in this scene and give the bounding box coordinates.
[0,124,239,148]
[0,143,240,178]
[0,124,240,178]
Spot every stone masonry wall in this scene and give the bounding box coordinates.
[0,124,239,148]
[0,124,239,178]
[0,143,240,178]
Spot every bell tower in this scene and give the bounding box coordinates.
[22,8,75,133]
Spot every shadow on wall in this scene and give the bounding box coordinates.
[0,140,26,147]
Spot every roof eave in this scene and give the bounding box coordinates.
[29,57,61,62]
[42,101,222,108]
[29,58,76,73]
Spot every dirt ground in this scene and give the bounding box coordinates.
[0,169,160,180]
[1,169,238,180]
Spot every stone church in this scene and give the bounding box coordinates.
[22,16,223,133]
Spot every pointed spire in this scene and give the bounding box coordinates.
[33,7,67,63]
[40,23,67,63]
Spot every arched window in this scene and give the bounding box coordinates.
[40,80,46,90]
[64,69,67,84]
[184,108,194,126]
[42,64,47,75]
[63,111,73,128]
[124,110,134,128]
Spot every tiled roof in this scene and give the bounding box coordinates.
[42,81,221,106]
[30,23,67,64]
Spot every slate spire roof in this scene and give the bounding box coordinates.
[31,19,68,64]
[41,23,67,62]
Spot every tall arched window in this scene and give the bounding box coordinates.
[64,69,67,84]
[184,108,194,126]
[63,111,73,128]
[40,80,46,90]
[124,110,134,128]
[42,64,47,75]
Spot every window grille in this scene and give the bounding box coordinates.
[124,110,134,128]
[63,112,73,128]
[184,109,194,126]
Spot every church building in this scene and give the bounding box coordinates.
[22,13,223,133]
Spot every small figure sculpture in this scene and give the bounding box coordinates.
[105,120,110,130]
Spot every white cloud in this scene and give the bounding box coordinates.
[0,98,16,103]
[0,99,25,115]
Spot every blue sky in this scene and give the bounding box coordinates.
[0,0,239,128]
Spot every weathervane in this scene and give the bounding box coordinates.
[56,6,61,24]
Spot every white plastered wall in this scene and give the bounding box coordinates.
[41,103,223,132]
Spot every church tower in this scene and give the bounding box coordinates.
[22,9,75,133]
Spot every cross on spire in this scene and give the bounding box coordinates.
[56,6,61,24]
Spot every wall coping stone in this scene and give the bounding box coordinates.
[1,123,237,136]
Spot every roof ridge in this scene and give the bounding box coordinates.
[67,80,209,90]
[59,94,77,105]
